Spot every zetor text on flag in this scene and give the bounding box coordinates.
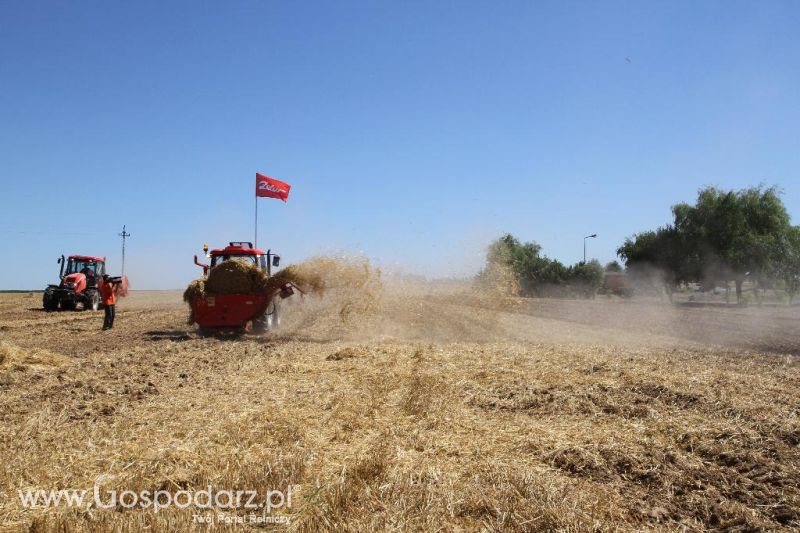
[255,173,291,202]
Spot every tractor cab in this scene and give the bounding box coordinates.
[61,255,105,288]
[195,242,280,276]
[63,256,105,277]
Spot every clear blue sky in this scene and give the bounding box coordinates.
[1,1,798,289]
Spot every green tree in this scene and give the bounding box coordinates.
[605,261,623,272]
[568,260,604,298]
[480,234,603,298]
[509,240,566,296]
[617,226,689,301]
[618,186,793,304]
[673,186,791,301]
[778,226,800,304]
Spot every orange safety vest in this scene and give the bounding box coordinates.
[100,283,117,305]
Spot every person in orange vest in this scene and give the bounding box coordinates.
[100,275,121,330]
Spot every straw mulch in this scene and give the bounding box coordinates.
[0,341,74,369]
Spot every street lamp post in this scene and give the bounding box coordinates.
[583,234,597,264]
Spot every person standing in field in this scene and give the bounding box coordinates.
[100,275,121,330]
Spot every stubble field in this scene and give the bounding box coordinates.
[0,285,798,531]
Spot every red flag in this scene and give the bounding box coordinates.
[256,173,291,201]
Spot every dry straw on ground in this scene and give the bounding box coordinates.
[0,286,798,531]
[0,341,73,370]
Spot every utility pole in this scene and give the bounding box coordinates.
[118,225,131,276]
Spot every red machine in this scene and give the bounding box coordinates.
[191,242,295,334]
[43,255,107,311]
[43,255,128,311]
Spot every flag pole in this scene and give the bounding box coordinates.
[255,194,258,248]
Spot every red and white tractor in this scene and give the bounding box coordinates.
[43,255,127,311]
[43,255,105,311]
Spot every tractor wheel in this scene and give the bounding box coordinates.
[252,315,269,334]
[61,299,76,311]
[253,297,281,334]
[43,292,58,311]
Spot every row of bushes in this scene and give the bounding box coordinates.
[477,234,604,298]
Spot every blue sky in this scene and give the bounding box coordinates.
[1,1,798,289]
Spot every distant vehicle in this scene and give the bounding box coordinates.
[602,272,633,297]
[43,255,105,311]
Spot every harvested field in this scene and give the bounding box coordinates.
[0,287,798,531]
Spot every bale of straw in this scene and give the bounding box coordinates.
[204,259,270,295]
[182,260,270,305]
[183,279,206,303]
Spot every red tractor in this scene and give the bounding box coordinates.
[191,242,295,334]
[43,255,107,311]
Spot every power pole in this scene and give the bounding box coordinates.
[118,225,131,276]
[583,233,597,264]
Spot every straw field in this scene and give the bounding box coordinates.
[0,284,798,531]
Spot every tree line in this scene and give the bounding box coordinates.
[477,234,604,298]
[618,186,800,303]
[480,186,800,304]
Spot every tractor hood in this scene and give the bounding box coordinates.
[62,273,87,292]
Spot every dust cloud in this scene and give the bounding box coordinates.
[266,257,800,355]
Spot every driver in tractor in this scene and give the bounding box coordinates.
[81,265,96,287]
